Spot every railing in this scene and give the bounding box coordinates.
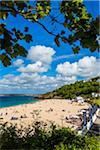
[78,105,99,135]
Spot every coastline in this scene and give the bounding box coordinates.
[0,99,40,109]
[0,99,90,130]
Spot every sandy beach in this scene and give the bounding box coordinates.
[0,99,90,130]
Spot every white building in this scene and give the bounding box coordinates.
[92,92,100,98]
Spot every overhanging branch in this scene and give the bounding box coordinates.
[35,21,57,37]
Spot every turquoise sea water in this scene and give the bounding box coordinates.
[0,96,39,108]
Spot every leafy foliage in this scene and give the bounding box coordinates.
[58,0,99,53]
[0,0,50,66]
[0,0,99,66]
[0,122,99,150]
[0,23,31,66]
[41,77,99,102]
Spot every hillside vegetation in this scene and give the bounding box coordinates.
[41,77,99,101]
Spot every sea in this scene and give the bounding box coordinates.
[0,96,39,108]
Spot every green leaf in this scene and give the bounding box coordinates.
[0,39,5,49]
[18,46,28,57]
[61,37,68,43]
[61,31,65,35]
[11,51,19,58]
[0,12,8,20]
[24,34,32,43]
[3,13,7,20]
[54,35,60,47]
[6,46,12,53]
[72,46,80,54]
[11,10,17,17]
[1,53,11,67]
[33,14,38,21]
[63,22,67,27]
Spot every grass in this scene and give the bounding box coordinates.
[87,98,100,106]
[91,99,100,106]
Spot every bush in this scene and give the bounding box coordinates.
[0,122,99,150]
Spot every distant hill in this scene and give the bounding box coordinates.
[41,77,99,99]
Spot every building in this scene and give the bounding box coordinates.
[92,92,100,98]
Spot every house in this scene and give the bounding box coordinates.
[92,92,100,98]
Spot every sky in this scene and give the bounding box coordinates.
[0,0,99,94]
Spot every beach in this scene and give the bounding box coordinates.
[0,99,90,130]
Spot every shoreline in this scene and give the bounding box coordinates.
[0,98,70,109]
[0,99,90,130]
[0,99,41,109]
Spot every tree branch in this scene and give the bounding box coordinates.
[1,2,63,40]
[35,21,57,37]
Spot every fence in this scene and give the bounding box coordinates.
[78,105,99,135]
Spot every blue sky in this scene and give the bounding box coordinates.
[0,1,99,94]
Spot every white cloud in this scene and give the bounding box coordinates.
[0,55,99,94]
[77,56,99,77]
[13,59,24,67]
[18,61,48,73]
[0,72,76,94]
[28,45,55,64]
[56,62,78,76]
[18,45,56,73]
[56,56,100,78]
